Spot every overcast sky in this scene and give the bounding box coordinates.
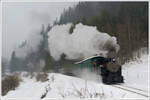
[2,2,77,59]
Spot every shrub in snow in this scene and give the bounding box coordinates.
[70,82,105,98]
[20,71,36,79]
[2,74,21,96]
[36,72,49,82]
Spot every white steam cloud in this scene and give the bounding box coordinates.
[48,23,120,61]
[74,68,102,82]
[15,29,43,58]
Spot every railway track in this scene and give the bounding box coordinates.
[122,85,148,93]
[111,85,149,97]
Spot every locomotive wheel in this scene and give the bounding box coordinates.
[117,75,124,83]
[102,72,124,84]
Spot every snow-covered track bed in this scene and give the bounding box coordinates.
[111,85,149,97]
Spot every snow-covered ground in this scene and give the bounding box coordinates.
[122,54,149,92]
[2,54,149,99]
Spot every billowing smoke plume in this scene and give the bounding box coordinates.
[11,28,45,72]
[48,23,120,61]
[15,29,43,58]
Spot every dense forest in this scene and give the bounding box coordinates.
[6,2,148,73]
[55,2,148,64]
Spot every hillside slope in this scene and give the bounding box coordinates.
[2,54,149,99]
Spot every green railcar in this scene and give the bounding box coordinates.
[74,55,111,72]
[74,57,94,71]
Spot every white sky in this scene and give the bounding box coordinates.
[2,2,77,59]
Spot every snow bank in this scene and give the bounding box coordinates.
[122,54,149,91]
[3,72,147,99]
[48,23,119,61]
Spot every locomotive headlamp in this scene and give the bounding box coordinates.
[112,58,116,62]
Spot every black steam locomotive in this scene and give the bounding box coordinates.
[75,55,124,84]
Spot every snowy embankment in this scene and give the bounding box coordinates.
[2,55,149,99]
[122,54,149,92]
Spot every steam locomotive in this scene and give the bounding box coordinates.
[74,55,124,84]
